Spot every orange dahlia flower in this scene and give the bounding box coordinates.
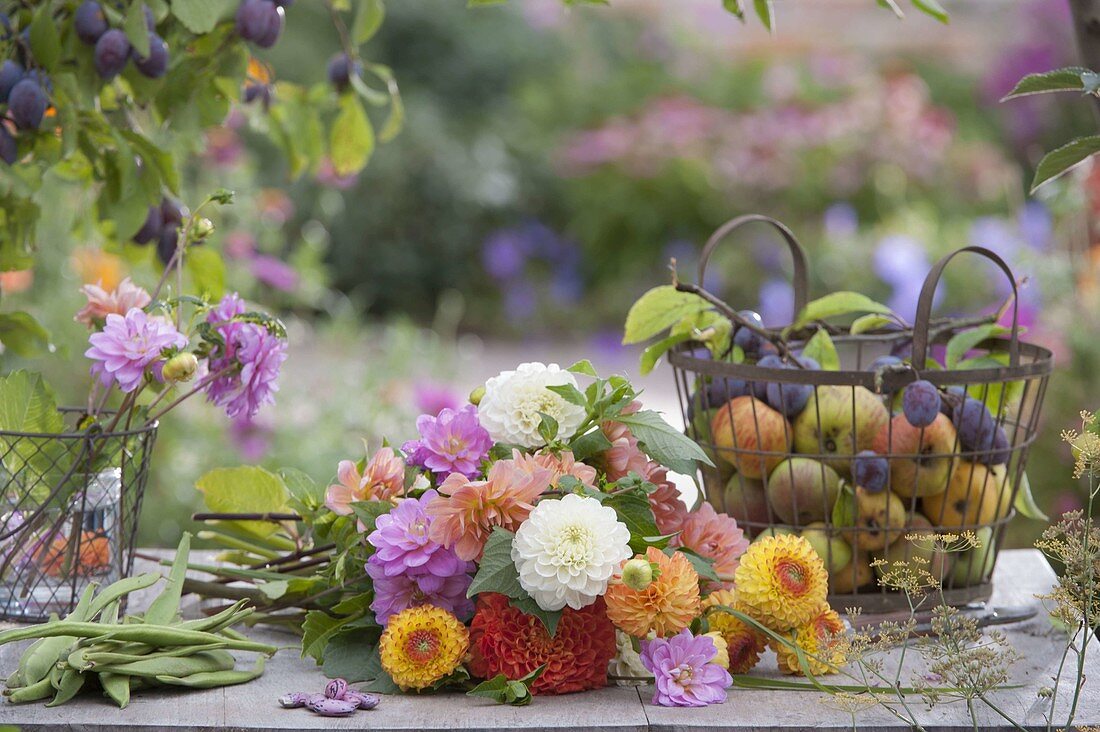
[733,534,828,631]
[774,603,846,676]
[324,447,406,515]
[468,593,616,695]
[702,589,767,674]
[427,459,550,561]
[605,547,701,638]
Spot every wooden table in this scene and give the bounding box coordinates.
[0,549,1095,731]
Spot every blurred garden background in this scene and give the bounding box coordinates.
[1,0,1097,549]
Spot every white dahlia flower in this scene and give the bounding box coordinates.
[512,493,632,612]
[477,362,587,449]
[609,629,654,687]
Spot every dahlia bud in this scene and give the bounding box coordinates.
[621,557,654,591]
[192,217,215,241]
[162,352,199,383]
[469,385,485,406]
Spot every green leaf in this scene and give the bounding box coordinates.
[350,500,393,535]
[257,580,288,600]
[302,611,356,664]
[537,412,559,443]
[186,247,225,299]
[567,359,598,377]
[467,527,525,599]
[605,492,660,555]
[721,0,745,19]
[0,370,63,435]
[29,5,62,72]
[1001,67,1092,100]
[790,292,894,331]
[1030,136,1100,192]
[617,409,714,474]
[944,324,1010,369]
[171,0,236,33]
[467,664,545,706]
[280,467,325,506]
[321,629,382,682]
[125,1,152,59]
[352,0,385,43]
[569,429,614,462]
[361,645,401,692]
[800,330,839,370]
[195,466,291,538]
[849,314,895,335]
[1013,472,1048,521]
[911,0,948,23]
[640,332,692,375]
[330,94,375,176]
[0,312,52,357]
[545,383,587,407]
[667,546,719,583]
[832,483,856,528]
[622,286,710,345]
[753,0,773,30]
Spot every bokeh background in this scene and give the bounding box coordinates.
[2,0,1098,548]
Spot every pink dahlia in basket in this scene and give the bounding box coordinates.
[640,629,732,707]
[426,459,550,561]
[324,447,406,514]
[75,277,151,327]
[85,308,187,392]
[402,404,492,478]
[468,593,617,695]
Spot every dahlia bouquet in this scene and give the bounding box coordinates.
[190,361,847,706]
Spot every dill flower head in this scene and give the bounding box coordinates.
[379,605,469,691]
[773,603,846,676]
[733,534,828,631]
[605,547,701,638]
[702,589,767,674]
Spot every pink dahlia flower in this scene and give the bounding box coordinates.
[324,447,407,515]
[402,405,492,478]
[85,309,187,393]
[367,490,470,578]
[672,503,749,588]
[75,278,152,328]
[640,629,732,707]
[512,448,598,489]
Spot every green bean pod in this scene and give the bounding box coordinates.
[6,667,24,688]
[99,671,130,709]
[86,573,161,620]
[0,622,277,655]
[46,669,84,707]
[84,644,232,669]
[177,599,253,633]
[4,676,54,704]
[153,656,265,689]
[96,650,236,679]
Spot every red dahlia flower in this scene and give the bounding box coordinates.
[468,593,617,695]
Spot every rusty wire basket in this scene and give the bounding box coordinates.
[669,215,1053,612]
[0,411,157,622]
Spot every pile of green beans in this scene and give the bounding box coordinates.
[1,533,276,708]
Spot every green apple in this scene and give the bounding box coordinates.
[793,385,889,475]
[766,457,841,525]
[951,526,997,586]
[800,521,853,575]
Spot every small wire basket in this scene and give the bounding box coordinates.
[0,410,157,622]
[669,215,1053,613]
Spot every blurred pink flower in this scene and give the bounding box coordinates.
[412,381,461,416]
[75,278,151,328]
[316,157,359,190]
[250,255,299,292]
[324,447,407,515]
[224,231,257,260]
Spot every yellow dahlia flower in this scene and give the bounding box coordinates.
[379,605,469,690]
[733,534,827,631]
[605,547,701,638]
[704,631,730,670]
[774,603,846,676]
[702,589,767,674]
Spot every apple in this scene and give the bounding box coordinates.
[844,486,906,551]
[710,396,792,480]
[792,385,889,475]
[872,413,957,499]
[950,526,997,586]
[829,552,875,593]
[752,526,795,543]
[765,457,841,525]
[922,461,1011,529]
[801,521,853,575]
[874,514,953,584]
[711,473,770,532]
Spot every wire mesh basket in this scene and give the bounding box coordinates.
[0,410,157,622]
[669,215,1053,613]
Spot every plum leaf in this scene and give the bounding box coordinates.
[1001,67,1094,100]
[0,312,52,357]
[790,291,894,331]
[617,409,715,473]
[1031,135,1100,192]
[944,324,1010,369]
[623,286,710,345]
[330,94,375,176]
[172,0,236,34]
[1013,472,1048,522]
[800,329,840,370]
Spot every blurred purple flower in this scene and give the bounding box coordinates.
[758,278,794,328]
[873,235,929,287]
[250,254,299,292]
[969,217,1021,261]
[228,415,273,462]
[887,281,925,321]
[413,381,460,417]
[503,282,537,323]
[224,231,256,260]
[1018,202,1052,251]
[823,202,858,239]
[550,267,584,305]
[482,229,530,281]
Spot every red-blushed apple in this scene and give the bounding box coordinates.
[922,461,1011,529]
[792,385,889,475]
[872,413,957,498]
[765,457,840,525]
[829,552,875,593]
[710,396,792,480]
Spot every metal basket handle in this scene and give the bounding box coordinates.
[911,246,1021,369]
[697,214,810,318]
